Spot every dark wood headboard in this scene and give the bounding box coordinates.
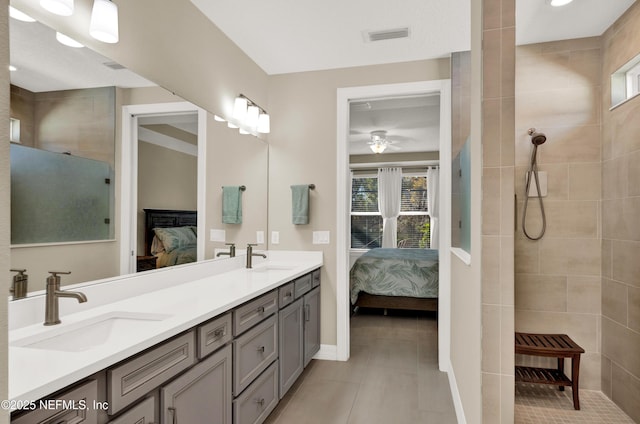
[144,209,197,256]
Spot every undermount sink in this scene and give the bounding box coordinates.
[250,264,296,272]
[11,311,171,352]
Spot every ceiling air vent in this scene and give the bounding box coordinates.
[366,27,410,42]
[103,61,126,70]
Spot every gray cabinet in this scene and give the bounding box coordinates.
[278,298,303,398]
[233,291,278,336]
[161,344,232,424]
[233,361,279,424]
[303,286,321,367]
[198,312,232,359]
[12,379,99,424]
[233,314,278,396]
[107,396,155,424]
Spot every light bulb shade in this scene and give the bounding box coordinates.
[56,32,84,48]
[9,6,36,22]
[246,105,260,129]
[40,0,73,16]
[90,0,119,43]
[232,97,248,122]
[257,113,270,133]
[370,142,387,154]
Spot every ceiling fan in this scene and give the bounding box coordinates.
[366,130,410,154]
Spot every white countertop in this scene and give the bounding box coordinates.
[9,251,323,404]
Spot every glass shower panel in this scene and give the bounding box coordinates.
[10,144,114,244]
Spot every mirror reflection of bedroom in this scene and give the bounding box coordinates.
[136,113,198,272]
[348,94,440,363]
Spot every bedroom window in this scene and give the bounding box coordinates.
[351,174,430,249]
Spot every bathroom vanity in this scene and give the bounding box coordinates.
[8,251,322,424]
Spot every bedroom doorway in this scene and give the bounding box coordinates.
[336,80,452,373]
[120,102,208,275]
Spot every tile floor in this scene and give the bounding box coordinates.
[515,384,636,423]
[265,309,457,424]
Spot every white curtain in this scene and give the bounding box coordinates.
[377,167,402,248]
[427,167,440,249]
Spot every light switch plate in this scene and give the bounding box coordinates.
[271,231,280,244]
[256,231,265,244]
[312,231,330,244]
[210,229,226,242]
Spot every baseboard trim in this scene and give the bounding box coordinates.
[447,359,467,424]
[313,344,338,361]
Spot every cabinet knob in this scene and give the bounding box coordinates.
[254,398,265,407]
[213,328,225,339]
[257,346,265,353]
[256,306,265,314]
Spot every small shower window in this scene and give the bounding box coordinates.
[611,52,640,109]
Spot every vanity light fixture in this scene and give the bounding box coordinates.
[40,0,74,16]
[56,32,84,48]
[215,95,270,136]
[90,0,119,43]
[9,6,36,22]
[548,0,573,6]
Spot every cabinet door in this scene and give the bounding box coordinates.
[278,298,303,398]
[233,315,278,396]
[12,380,98,424]
[303,286,321,367]
[161,344,232,424]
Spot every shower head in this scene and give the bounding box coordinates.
[527,128,547,146]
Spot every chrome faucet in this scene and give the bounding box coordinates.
[44,271,87,326]
[10,269,28,300]
[216,243,236,258]
[246,243,267,269]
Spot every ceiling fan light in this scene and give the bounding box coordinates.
[257,113,270,133]
[56,32,84,48]
[370,141,387,154]
[40,0,73,16]
[9,6,36,22]
[90,0,119,43]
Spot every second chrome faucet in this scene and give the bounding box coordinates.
[44,271,87,326]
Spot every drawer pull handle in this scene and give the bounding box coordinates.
[255,398,265,407]
[168,406,178,424]
[283,292,292,299]
[257,346,265,353]
[256,306,265,314]
[305,304,311,322]
[213,328,225,339]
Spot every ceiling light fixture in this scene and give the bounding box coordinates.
[9,6,36,22]
[40,0,74,16]
[548,0,573,6]
[223,94,270,136]
[56,32,84,48]
[368,130,389,154]
[90,0,119,43]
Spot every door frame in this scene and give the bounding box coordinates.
[120,101,207,274]
[335,80,452,371]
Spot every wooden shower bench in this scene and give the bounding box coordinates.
[515,332,585,410]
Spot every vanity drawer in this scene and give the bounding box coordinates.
[198,312,232,358]
[233,290,278,336]
[293,273,313,299]
[233,361,279,424]
[233,314,278,396]
[107,396,155,424]
[12,379,98,424]
[278,282,295,309]
[108,331,196,415]
[312,268,321,288]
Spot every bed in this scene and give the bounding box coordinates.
[350,248,439,312]
[144,209,197,269]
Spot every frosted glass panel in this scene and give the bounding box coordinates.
[451,138,471,253]
[10,144,114,244]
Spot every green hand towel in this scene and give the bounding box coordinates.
[291,185,309,225]
[222,186,242,224]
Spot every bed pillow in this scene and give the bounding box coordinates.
[153,226,197,254]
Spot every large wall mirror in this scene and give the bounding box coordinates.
[9,11,269,295]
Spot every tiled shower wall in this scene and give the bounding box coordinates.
[481,0,516,422]
[514,37,603,390]
[601,2,640,421]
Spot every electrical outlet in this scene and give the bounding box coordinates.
[256,231,265,244]
[312,231,330,244]
[210,229,226,242]
[271,231,280,244]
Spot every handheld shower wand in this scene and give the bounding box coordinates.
[522,128,547,240]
